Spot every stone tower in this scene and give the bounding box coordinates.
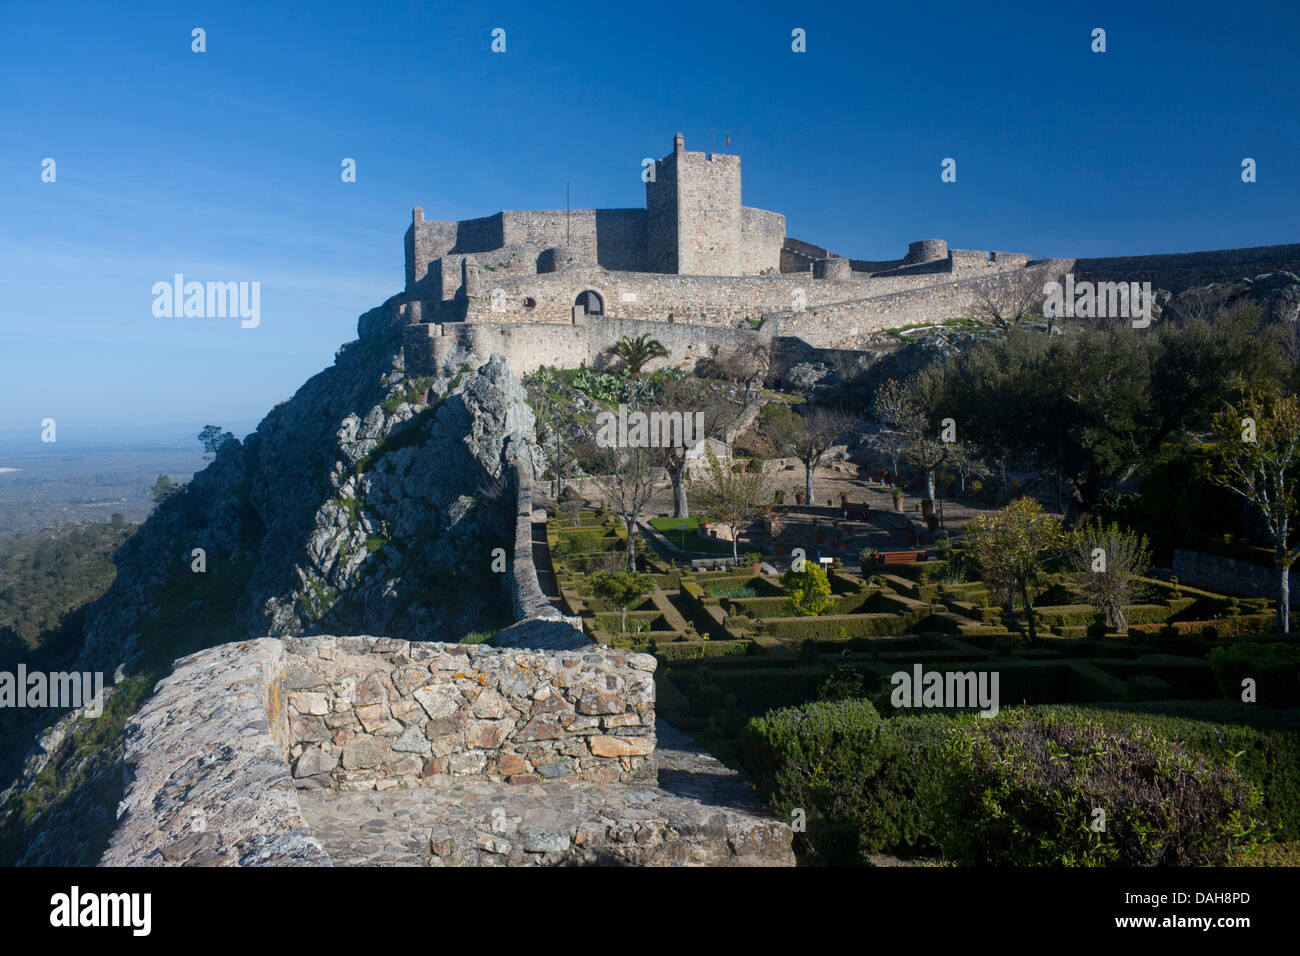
[646,133,743,276]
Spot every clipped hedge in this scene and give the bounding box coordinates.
[762,613,910,641]
[1129,613,1276,639]
[1208,642,1300,707]
[932,711,1263,866]
[741,700,1281,864]
[652,640,750,662]
[741,700,949,862]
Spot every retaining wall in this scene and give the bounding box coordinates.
[283,635,657,790]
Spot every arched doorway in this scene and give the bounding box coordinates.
[575,290,603,316]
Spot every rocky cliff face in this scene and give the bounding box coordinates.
[1,299,543,864]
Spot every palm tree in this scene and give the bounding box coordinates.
[611,335,669,376]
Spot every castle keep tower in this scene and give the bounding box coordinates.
[646,133,744,276]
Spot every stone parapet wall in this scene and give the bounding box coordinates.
[453,265,965,326]
[769,258,1075,349]
[283,636,657,790]
[1075,243,1300,295]
[403,316,770,378]
[101,639,330,866]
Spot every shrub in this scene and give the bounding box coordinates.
[762,613,907,641]
[741,700,949,862]
[1208,642,1300,707]
[780,563,834,617]
[743,700,1288,864]
[931,711,1263,866]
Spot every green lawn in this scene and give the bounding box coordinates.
[649,517,736,554]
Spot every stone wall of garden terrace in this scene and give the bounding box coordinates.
[283,635,657,790]
[1172,549,1293,600]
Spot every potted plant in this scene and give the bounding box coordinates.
[743,551,763,574]
[795,490,807,506]
[920,497,934,518]
[892,487,904,513]
[858,546,878,574]
[773,489,784,505]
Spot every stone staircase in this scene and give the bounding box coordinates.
[296,721,793,866]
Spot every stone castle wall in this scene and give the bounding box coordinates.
[404,315,770,377]
[283,636,657,791]
[673,149,744,275]
[1074,243,1300,294]
[769,258,1075,349]
[455,265,976,326]
[742,207,786,275]
[1172,549,1292,599]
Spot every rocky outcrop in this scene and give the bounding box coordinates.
[1156,270,1300,326]
[100,637,791,867]
[3,293,549,864]
[102,639,329,866]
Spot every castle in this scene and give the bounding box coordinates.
[392,133,1300,376]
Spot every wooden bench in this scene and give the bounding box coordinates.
[880,550,926,566]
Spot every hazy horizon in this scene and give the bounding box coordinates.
[3,0,1297,431]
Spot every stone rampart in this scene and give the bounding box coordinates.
[101,639,330,866]
[768,258,1075,349]
[283,636,657,791]
[403,316,771,378]
[1074,243,1300,294]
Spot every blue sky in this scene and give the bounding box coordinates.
[1,0,1296,433]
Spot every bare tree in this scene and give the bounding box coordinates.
[585,442,659,572]
[715,338,773,407]
[690,451,769,563]
[766,404,850,504]
[947,441,988,495]
[649,377,737,519]
[872,379,913,479]
[971,271,1045,330]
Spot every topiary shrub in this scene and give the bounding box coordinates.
[1208,642,1300,707]
[930,711,1264,866]
[740,700,949,863]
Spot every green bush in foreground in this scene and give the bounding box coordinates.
[741,701,949,863]
[741,700,1268,866]
[1208,642,1300,707]
[933,711,1263,866]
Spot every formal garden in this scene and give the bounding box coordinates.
[517,304,1300,867]
[537,501,1300,866]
